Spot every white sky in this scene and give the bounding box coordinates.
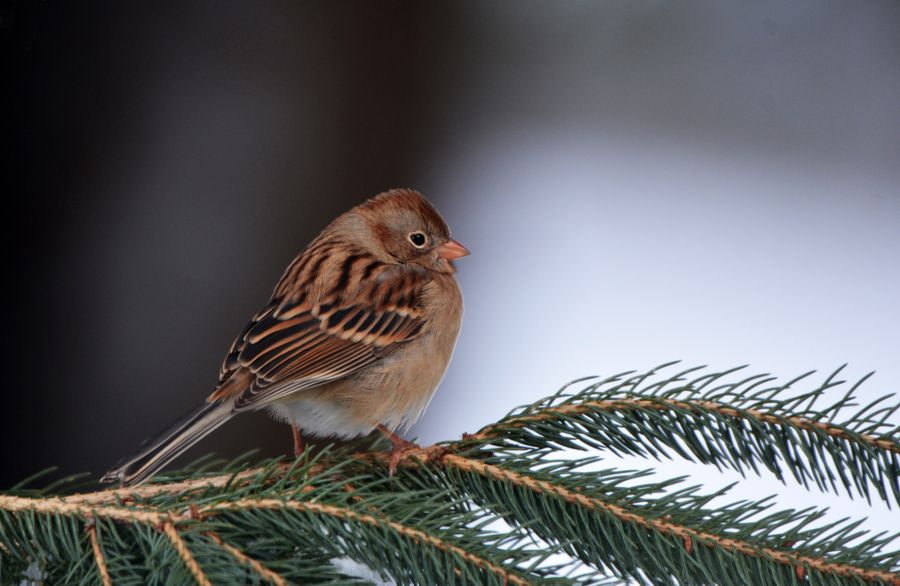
[407,1,900,547]
[413,132,899,542]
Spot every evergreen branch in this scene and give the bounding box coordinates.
[474,398,899,454]
[86,524,112,586]
[60,467,272,506]
[162,521,211,586]
[435,453,900,585]
[3,364,898,585]
[472,365,900,507]
[201,497,531,586]
[206,531,288,586]
[0,495,172,525]
[0,466,555,585]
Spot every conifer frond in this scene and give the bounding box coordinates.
[2,364,898,585]
[472,364,900,507]
[426,450,900,585]
[0,455,580,585]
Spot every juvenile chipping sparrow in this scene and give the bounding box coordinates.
[103,189,468,486]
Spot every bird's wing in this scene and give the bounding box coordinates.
[210,267,430,410]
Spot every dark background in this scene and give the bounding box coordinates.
[7,2,449,487]
[4,1,899,545]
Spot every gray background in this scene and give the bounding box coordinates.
[8,0,899,539]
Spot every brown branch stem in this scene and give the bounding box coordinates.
[87,524,112,586]
[472,398,900,453]
[207,531,287,586]
[201,497,531,586]
[163,521,212,586]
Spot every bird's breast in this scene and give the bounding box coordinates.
[279,273,463,437]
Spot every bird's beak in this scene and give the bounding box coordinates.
[436,239,471,260]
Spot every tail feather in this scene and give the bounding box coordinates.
[102,400,235,487]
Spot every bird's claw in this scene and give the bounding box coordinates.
[387,437,419,476]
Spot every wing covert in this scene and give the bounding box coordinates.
[212,265,430,409]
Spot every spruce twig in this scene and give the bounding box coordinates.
[1,364,898,585]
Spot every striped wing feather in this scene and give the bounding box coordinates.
[212,268,428,409]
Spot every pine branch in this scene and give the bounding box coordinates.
[2,364,898,585]
[1,456,570,585]
[431,451,900,585]
[472,364,899,507]
[86,524,113,586]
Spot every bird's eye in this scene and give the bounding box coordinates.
[408,232,427,248]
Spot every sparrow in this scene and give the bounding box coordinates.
[102,188,468,486]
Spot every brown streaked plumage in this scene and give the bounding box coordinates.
[102,188,468,486]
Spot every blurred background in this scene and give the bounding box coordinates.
[6,0,899,540]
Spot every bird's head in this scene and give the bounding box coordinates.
[343,188,470,274]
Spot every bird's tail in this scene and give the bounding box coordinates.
[101,400,235,487]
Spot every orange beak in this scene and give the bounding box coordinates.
[436,238,471,260]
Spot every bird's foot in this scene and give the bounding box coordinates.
[388,438,419,476]
[376,424,419,476]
